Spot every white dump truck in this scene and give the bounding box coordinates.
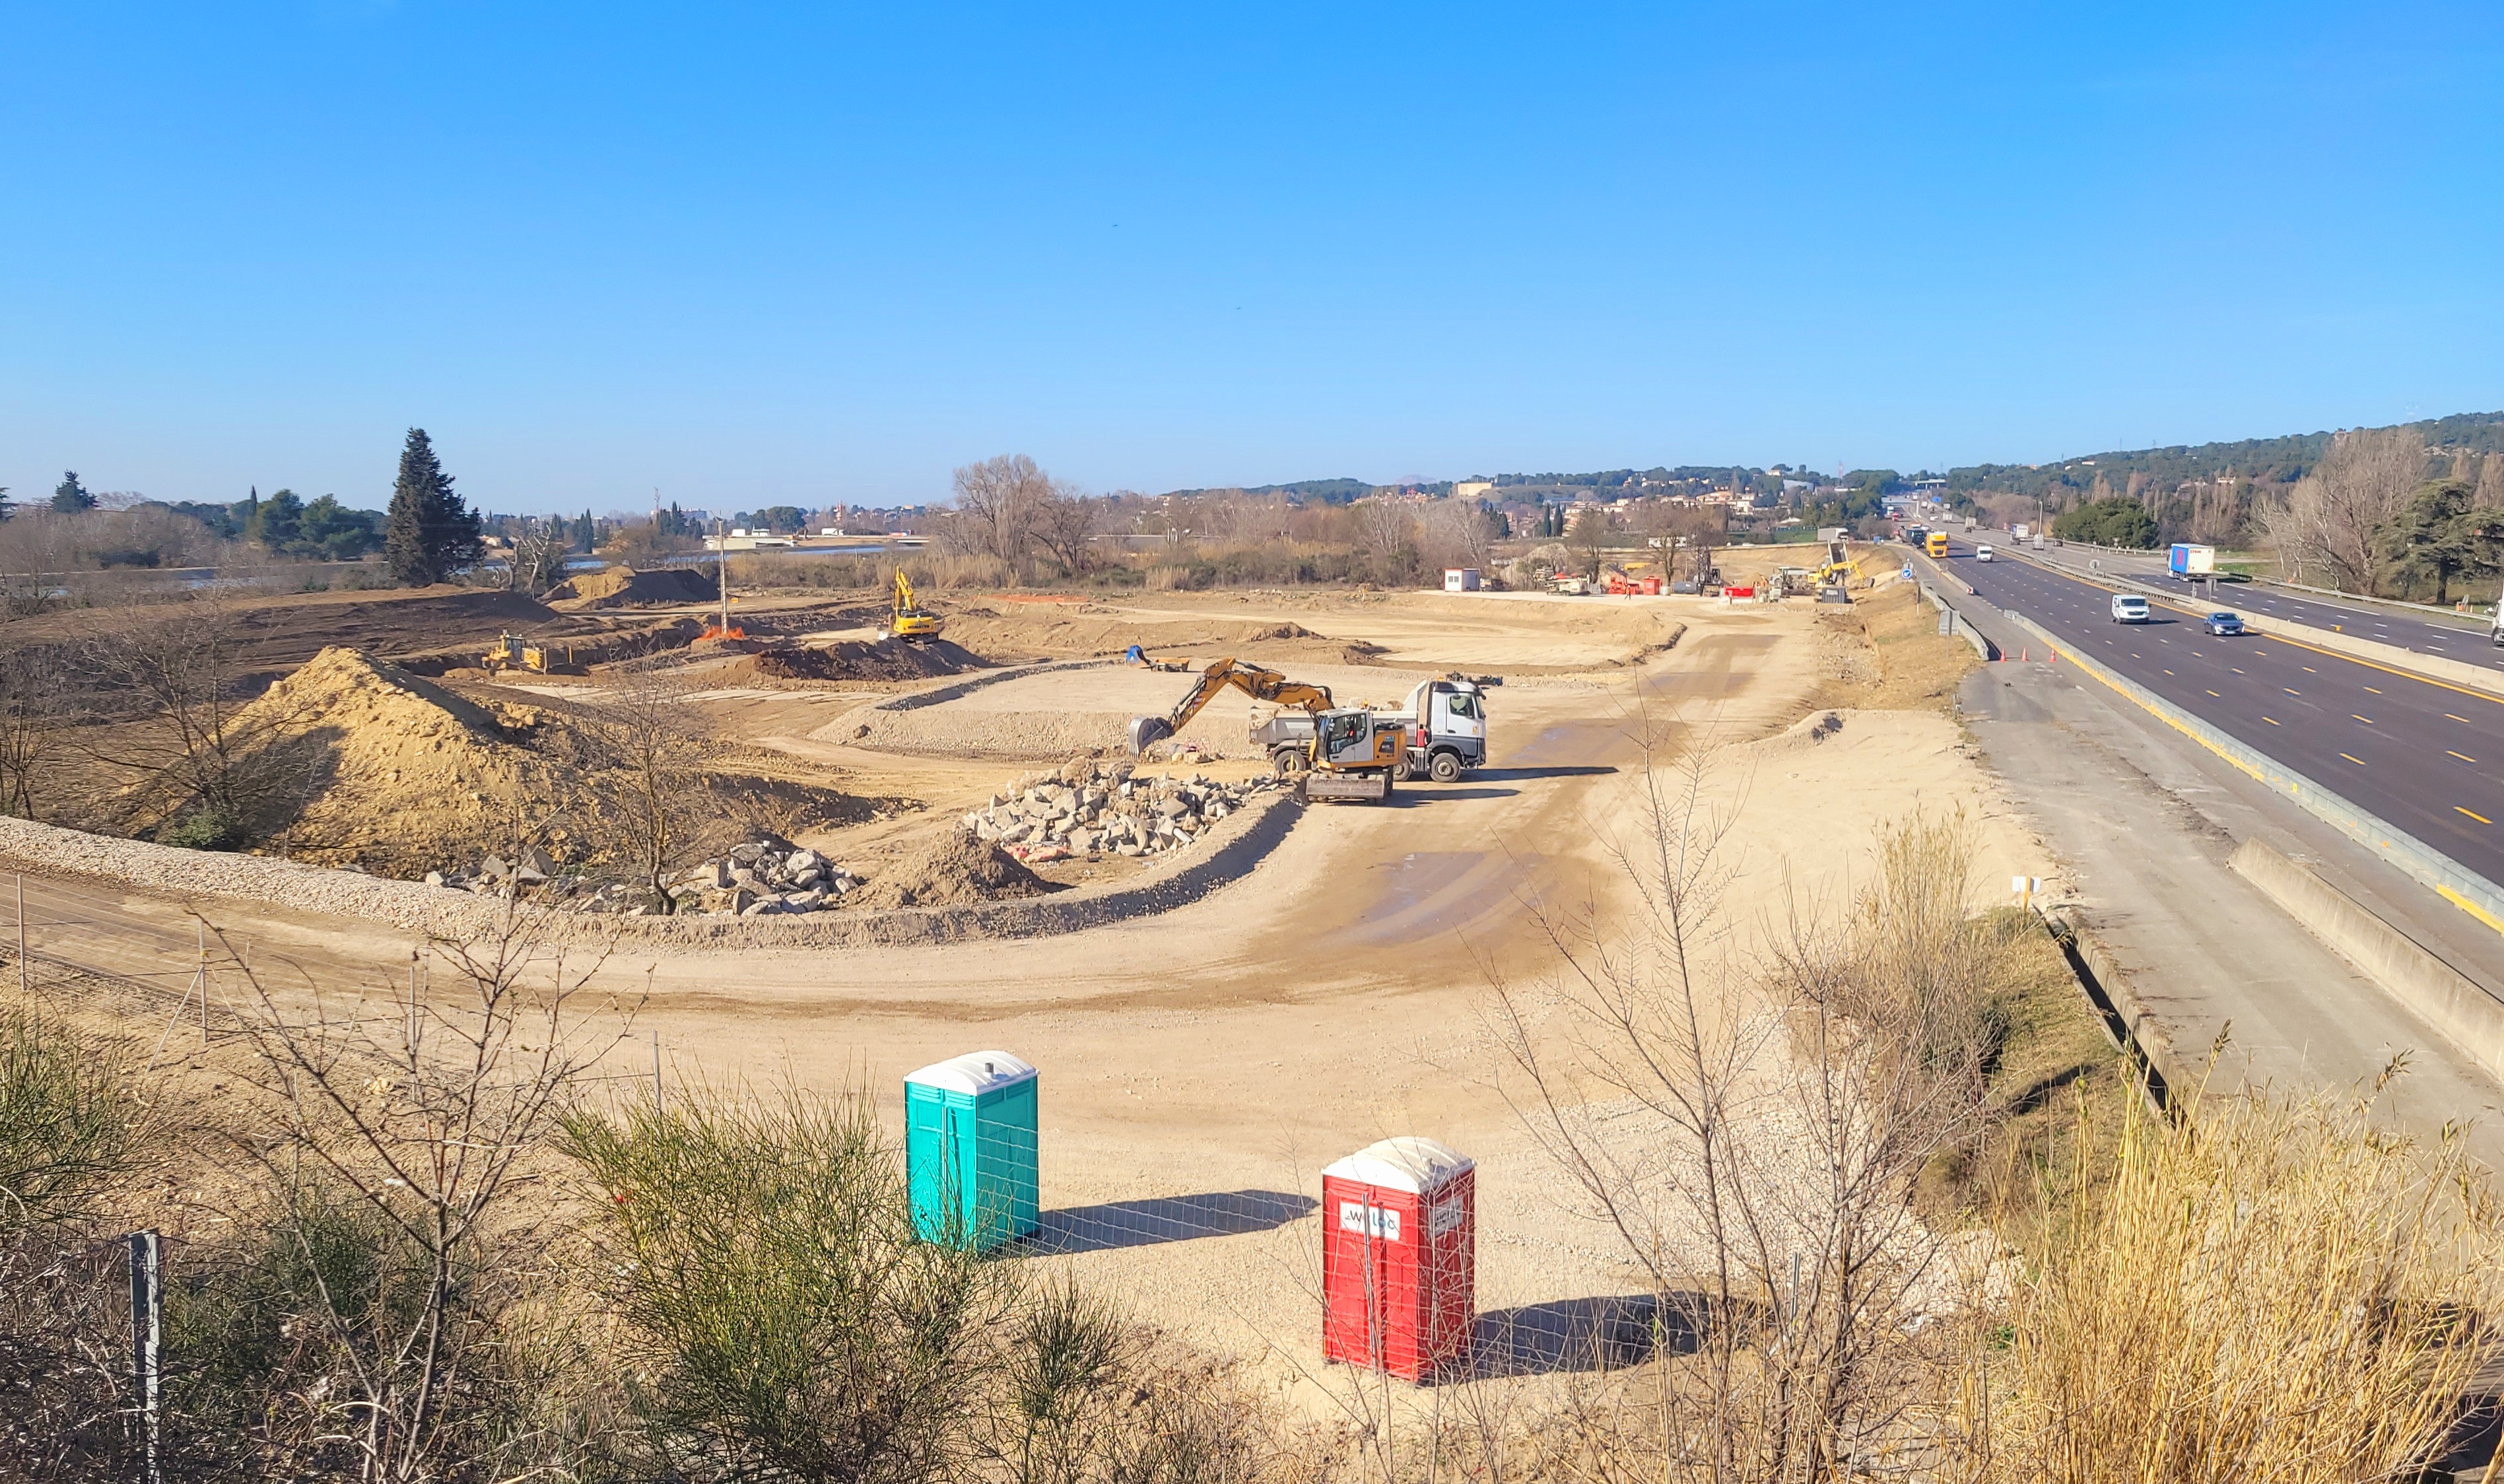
[1250,676,1496,783]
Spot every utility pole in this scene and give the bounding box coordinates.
[716,518,731,635]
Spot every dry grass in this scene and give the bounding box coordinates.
[1811,580,1982,714]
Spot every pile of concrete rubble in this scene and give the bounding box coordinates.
[426,838,863,917]
[963,760,1282,862]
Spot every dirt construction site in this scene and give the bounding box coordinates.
[4,572,2050,1410]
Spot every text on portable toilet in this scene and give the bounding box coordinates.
[903,1050,1040,1251]
[1322,1137,1477,1382]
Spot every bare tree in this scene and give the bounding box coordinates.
[1419,498,1498,574]
[1565,504,1611,580]
[573,667,728,910]
[81,598,308,844]
[0,647,65,820]
[1353,499,1415,582]
[1487,729,1996,1481]
[2258,426,2429,592]
[943,454,1060,569]
[497,518,572,597]
[1027,488,1104,576]
[220,912,628,1482]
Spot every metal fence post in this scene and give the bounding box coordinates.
[129,1230,161,1484]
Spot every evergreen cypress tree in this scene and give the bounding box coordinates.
[51,471,95,513]
[0,487,13,523]
[383,428,484,586]
[582,507,595,552]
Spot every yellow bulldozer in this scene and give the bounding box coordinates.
[1128,658,1400,802]
[480,632,556,675]
[891,569,942,642]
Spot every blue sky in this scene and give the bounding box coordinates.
[4,3,2500,513]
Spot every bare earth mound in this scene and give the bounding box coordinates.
[546,564,719,609]
[237,646,541,874]
[720,638,988,684]
[845,831,1053,910]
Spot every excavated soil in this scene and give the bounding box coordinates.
[716,638,990,684]
[545,564,720,609]
[233,646,548,874]
[843,830,1054,910]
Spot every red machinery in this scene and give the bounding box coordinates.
[1321,1137,1476,1381]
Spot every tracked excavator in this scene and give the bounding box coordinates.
[1128,658,1399,802]
[891,569,942,642]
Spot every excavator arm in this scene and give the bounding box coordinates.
[1128,658,1334,754]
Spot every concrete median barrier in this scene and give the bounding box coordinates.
[2230,837,2504,1087]
[2004,608,2504,941]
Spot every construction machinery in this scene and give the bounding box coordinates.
[1128,658,1400,802]
[480,632,555,675]
[1251,674,1496,783]
[891,569,942,642]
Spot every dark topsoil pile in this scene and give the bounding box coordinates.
[545,565,720,609]
[717,638,990,684]
[846,831,1053,910]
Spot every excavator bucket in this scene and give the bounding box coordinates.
[1127,716,1174,755]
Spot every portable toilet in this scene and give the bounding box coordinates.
[1321,1137,1476,1381]
[903,1050,1040,1251]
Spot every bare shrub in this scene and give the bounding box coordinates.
[0,647,65,821]
[193,914,627,1481]
[1488,731,2016,1479]
[79,597,311,844]
[569,667,730,909]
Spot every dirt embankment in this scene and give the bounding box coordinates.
[935,605,1386,667]
[545,564,720,609]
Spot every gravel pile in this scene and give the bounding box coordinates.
[964,760,1285,862]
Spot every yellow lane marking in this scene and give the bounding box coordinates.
[2231,667,2246,674]
[2437,885,2504,935]
[2363,685,2382,694]
[2264,716,2280,725]
[2284,688,2301,696]
[2452,714,2474,723]
[2450,751,2478,763]
[2207,689,2221,697]
[2352,714,2373,724]
[2303,665,2317,673]
[2461,807,2494,825]
[2163,668,2175,676]
[2340,753,2365,766]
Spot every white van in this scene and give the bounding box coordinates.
[1975,545,1994,562]
[2111,593,2150,624]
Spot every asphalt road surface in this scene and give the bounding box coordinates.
[2017,542,2504,674]
[1936,540,2504,888]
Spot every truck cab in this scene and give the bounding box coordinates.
[1403,678,1489,782]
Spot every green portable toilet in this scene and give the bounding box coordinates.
[903,1050,1039,1250]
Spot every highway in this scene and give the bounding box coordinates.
[1934,539,2504,890]
[2017,542,2504,675]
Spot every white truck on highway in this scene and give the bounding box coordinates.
[1250,676,1496,783]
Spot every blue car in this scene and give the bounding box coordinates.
[2204,611,2246,636]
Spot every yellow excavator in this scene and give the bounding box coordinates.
[891,568,942,642]
[1128,658,1401,802]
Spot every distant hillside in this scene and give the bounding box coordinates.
[1944,411,2504,502]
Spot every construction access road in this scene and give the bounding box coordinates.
[1934,538,2504,894]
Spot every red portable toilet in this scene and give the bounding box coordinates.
[1321,1137,1475,1381]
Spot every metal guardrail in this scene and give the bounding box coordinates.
[2004,610,2504,937]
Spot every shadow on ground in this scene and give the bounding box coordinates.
[1022,1190,1317,1256]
